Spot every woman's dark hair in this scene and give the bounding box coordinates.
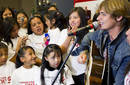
[16,46,35,68]
[1,17,19,47]
[32,11,41,17]
[67,7,88,44]
[27,16,47,34]
[0,7,15,20]
[44,10,67,31]
[41,44,64,85]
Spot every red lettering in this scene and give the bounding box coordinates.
[20,81,35,85]
[8,76,11,83]
[0,77,6,84]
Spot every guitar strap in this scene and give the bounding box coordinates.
[101,34,109,78]
[101,34,112,85]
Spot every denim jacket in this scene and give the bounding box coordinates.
[72,26,130,85]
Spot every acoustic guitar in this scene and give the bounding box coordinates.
[85,41,106,85]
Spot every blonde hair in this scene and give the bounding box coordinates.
[98,0,130,25]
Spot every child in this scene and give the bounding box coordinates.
[16,10,28,37]
[0,17,27,62]
[11,46,41,85]
[26,16,49,66]
[59,7,88,85]
[41,44,74,85]
[0,42,16,85]
[26,16,49,60]
[44,10,67,44]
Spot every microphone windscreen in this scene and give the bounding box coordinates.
[20,17,24,22]
[92,21,99,29]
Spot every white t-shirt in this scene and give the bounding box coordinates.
[2,37,19,60]
[57,29,68,46]
[44,65,74,85]
[11,65,41,85]
[59,29,87,76]
[124,71,130,85]
[18,28,28,37]
[0,61,16,85]
[8,38,19,60]
[48,27,61,44]
[26,33,47,59]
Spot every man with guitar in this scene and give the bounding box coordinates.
[71,0,130,85]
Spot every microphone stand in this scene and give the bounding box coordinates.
[51,36,79,85]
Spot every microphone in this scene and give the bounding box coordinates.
[20,17,24,27]
[68,21,99,36]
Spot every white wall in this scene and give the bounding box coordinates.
[75,0,104,19]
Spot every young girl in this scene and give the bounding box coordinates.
[41,44,74,85]
[0,42,16,85]
[26,16,49,65]
[58,7,88,85]
[44,10,67,44]
[0,17,27,62]
[16,10,28,37]
[11,46,41,85]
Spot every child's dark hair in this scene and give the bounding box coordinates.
[27,16,47,34]
[0,42,8,50]
[41,44,64,85]
[16,46,35,68]
[44,10,67,31]
[1,17,19,47]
